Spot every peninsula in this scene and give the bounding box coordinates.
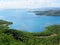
[34,10,60,16]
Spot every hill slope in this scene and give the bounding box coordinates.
[0,20,60,45]
[34,9,60,16]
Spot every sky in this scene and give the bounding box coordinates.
[0,0,60,9]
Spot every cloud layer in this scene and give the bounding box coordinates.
[0,0,60,9]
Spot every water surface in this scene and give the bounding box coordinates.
[0,9,60,32]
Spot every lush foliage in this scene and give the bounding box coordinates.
[0,20,60,45]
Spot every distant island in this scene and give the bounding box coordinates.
[33,10,60,16]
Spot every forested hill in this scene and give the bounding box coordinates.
[33,10,60,16]
[0,20,60,45]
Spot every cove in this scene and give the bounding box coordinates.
[0,9,60,32]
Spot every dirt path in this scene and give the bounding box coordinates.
[34,33,57,38]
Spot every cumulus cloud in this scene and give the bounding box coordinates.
[0,0,59,9]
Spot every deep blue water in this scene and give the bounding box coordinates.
[0,9,60,32]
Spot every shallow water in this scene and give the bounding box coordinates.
[0,9,60,32]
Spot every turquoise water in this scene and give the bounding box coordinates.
[0,9,60,32]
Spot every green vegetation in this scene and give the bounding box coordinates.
[0,20,60,45]
[34,10,60,16]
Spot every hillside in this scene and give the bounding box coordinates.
[34,10,60,16]
[0,20,60,45]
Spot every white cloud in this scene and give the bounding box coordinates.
[0,0,59,9]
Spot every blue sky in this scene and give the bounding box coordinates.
[0,0,60,9]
